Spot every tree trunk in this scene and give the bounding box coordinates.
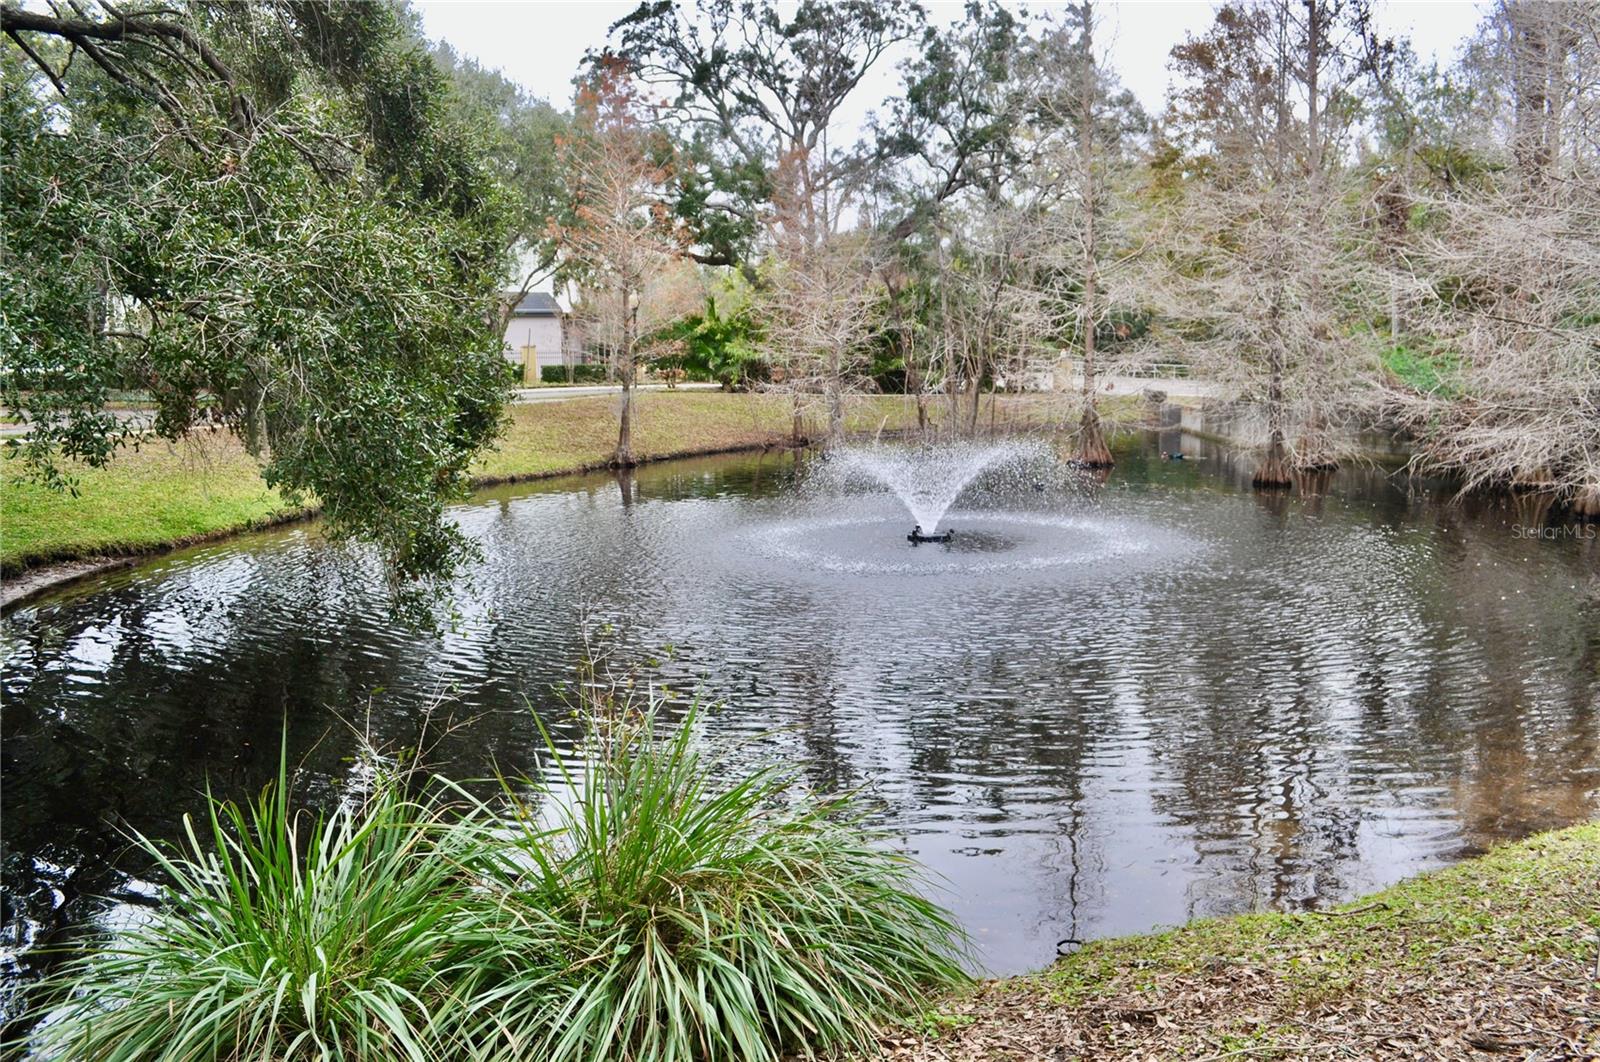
[828,349,844,444]
[906,325,928,434]
[1511,6,1553,183]
[967,357,984,435]
[1254,330,1292,489]
[791,394,805,446]
[1574,482,1600,521]
[1388,275,1400,346]
[1254,435,1292,489]
[946,366,962,433]
[1293,7,1337,475]
[1294,332,1337,471]
[1074,2,1113,469]
[1077,405,1113,467]
[1306,0,1322,177]
[1510,465,1553,492]
[1074,255,1113,467]
[614,376,635,467]
[1254,158,1293,492]
[612,289,637,468]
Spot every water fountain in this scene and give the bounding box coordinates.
[831,441,1046,539]
[744,438,1151,579]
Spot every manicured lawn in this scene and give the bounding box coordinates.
[1,390,1125,573]
[2,431,295,574]
[888,822,1600,1059]
[473,392,793,481]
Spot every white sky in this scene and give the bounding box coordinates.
[415,0,1487,119]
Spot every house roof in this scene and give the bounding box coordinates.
[507,292,562,317]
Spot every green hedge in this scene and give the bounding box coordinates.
[539,363,609,384]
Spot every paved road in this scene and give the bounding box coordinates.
[0,407,155,439]
[511,382,723,403]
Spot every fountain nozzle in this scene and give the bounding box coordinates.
[908,525,955,545]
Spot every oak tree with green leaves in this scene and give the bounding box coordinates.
[2,1,516,608]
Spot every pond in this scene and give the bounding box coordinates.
[4,431,1599,999]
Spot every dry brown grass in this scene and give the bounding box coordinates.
[882,823,1600,1061]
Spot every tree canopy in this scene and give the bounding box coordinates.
[2,1,515,608]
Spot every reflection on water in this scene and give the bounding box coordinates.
[3,434,1599,992]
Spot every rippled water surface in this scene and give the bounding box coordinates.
[4,434,1599,987]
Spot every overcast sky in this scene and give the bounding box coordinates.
[415,1,1487,122]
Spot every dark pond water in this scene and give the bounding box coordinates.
[4,431,1599,999]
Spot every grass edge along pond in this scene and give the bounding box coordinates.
[887,821,1600,1060]
[1,391,1093,577]
[14,697,970,1062]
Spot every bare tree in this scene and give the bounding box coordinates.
[936,203,1031,435]
[754,146,883,445]
[1392,2,1600,517]
[571,256,704,383]
[1027,2,1148,464]
[1067,4,1115,466]
[1156,0,1380,486]
[1397,185,1599,513]
[553,61,689,467]
[891,5,1149,447]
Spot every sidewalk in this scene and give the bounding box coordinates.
[1057,372,1232,399]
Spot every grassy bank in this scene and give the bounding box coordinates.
[475,390,791,482]
[2,432,295,575]
[2,393,793,573]
[2,390,1093,575]
[890,822,1600,1060]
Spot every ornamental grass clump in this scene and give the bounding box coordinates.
[465,701,971,1062]
[16,676,968,1062]
[21,758,530,1062]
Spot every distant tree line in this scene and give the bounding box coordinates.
[576,0,1598,504]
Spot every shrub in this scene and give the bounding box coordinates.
[17,691,967,1062]
[20,757,536,1062]
[465,703,970,1062]
[655,295,768,389]
[539,363,609,384]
